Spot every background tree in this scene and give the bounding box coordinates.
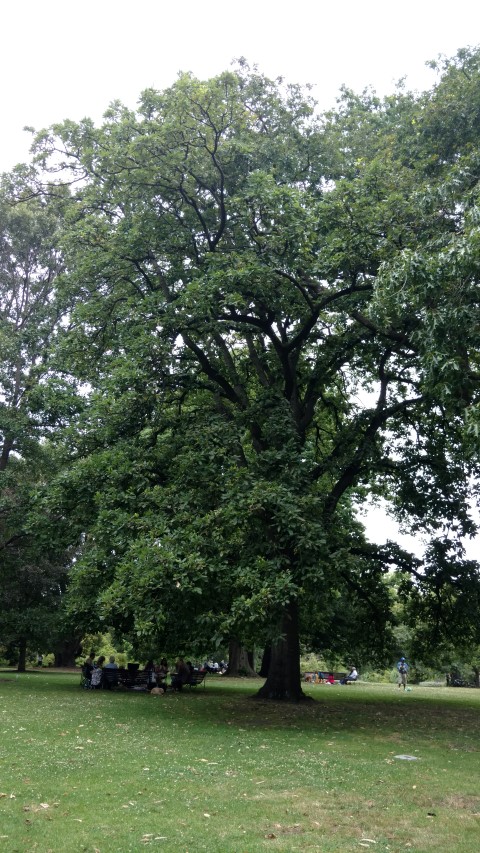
[0,174,80,668]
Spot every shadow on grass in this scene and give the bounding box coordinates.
[2,671,480,739]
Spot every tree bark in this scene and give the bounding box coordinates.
[54,637,83,668]
[17,637,27,673]
[227,640,257,676]
[259,643,271,677]
[254,600,308,701]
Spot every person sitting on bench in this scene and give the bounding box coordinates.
[170,658,192,691]
[340,666,358,684]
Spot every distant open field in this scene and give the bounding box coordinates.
[0,672,478,852]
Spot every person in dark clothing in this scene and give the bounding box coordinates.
[170,658,191,691]
[83,653,95,684]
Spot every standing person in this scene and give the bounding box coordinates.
[397,656,409,690]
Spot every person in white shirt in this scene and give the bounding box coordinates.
[340,666,358,684]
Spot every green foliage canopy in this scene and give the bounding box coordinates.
[29,51,480,696]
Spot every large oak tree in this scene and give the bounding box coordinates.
[35,51,480,698]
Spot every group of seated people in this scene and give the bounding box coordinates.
[146,657,195,691]
[203,659,228,674]
[305,671,336,684]
[304,666,358,685]
[83,653,199,691]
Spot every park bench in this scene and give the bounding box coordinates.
[119,669,151,690]
[80,664,151,691]
[82,666,206,692]
[187,670,207,689]
[446,675,475,688]
[102,668,151,691]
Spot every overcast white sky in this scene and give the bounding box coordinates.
[2,0,480,558]
[2,0,480,173]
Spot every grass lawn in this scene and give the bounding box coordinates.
[0,673,479,852]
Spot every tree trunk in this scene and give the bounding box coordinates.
[17,637,27,673]
[0,437,13,471]
[227,640,257,676]
[54,637,83,668]
[259,643,271,678]
[254,600,308,701]
[473,666,479,688]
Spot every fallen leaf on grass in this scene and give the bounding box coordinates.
[265,833,277,839]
